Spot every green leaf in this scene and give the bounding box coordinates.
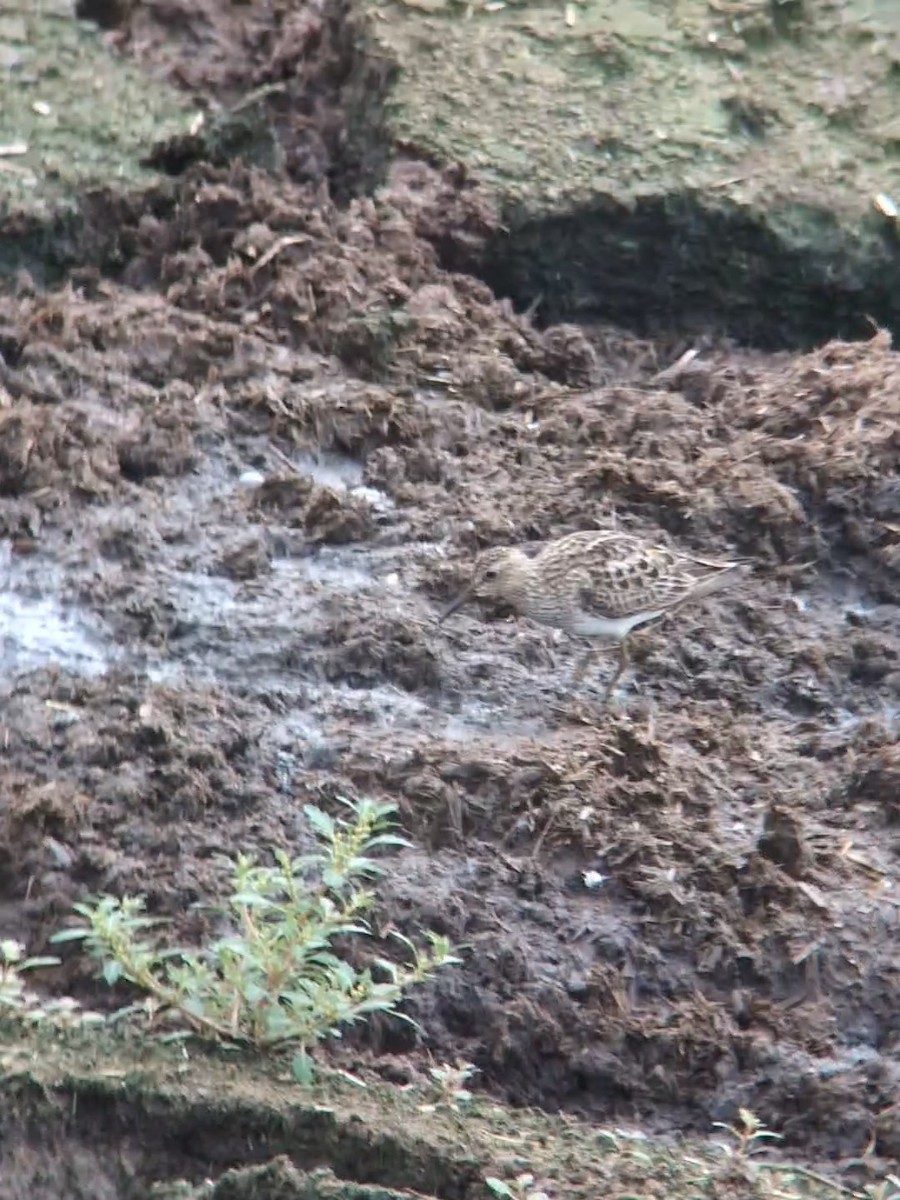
[242,982,268,1005]
[49,928,91,944]
[292,1049,315,1086]
[303,805,336,840]
[362,834,411,851]
[107,1002,154,1024]
[18,956,61,971]
[351,996,400,1016]
[102,960,123,987]
[230,893,274,908]
[334,794,366,815]
[212,937,254,959]
[485,1179,515,1199]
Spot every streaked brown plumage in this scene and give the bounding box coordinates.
[439,531,747,700]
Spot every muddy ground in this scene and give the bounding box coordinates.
[2,0,900,1195]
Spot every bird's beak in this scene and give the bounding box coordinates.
[437,583,473,623]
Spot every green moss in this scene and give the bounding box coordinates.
[0,4,194,275]
[370,0,898,209]
[0,1022,867,1200]
[366,0,900,344]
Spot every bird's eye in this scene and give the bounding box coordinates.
[482,566,499,581]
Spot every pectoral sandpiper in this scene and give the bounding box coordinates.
[438,530,747,701]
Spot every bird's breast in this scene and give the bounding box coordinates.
[565,609,666,640]
[518,587,666,641]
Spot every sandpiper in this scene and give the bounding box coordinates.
[438,530,747,701]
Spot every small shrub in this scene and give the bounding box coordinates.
[486,1173,550,1200]
[52,797,458,1077]
[0,938,102,1028]
[420,1060,479,1113]
[713,1108,783,1158]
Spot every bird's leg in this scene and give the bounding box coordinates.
[571,645,600,684]
[600,639,630,704]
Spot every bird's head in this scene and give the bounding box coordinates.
[437,545,531,622]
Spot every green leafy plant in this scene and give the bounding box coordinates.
[419,1059,479,1112]
[0,938,59,1013]
[712,1108,783,1158]
[0,937,102,1027]
[485,1173,550,1200]
[52,797,459,1077]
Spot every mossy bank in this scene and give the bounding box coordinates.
[369,0,900,345]
[0,3,193,280]
[0,1023,853,1199]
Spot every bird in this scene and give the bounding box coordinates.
[438,530,747,702]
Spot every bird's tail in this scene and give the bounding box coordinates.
[687,559,750,602]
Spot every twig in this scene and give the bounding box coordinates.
[266,442,308,477]
[530,802,561,860]
[651,346,701,384]
[249,234,313,277]
[753,1162,856,1196]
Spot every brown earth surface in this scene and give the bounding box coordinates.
[2,1,900,1197]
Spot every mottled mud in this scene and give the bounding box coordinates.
[1,1,899,1195]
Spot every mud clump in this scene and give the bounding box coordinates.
[0,402,119,501]
[848,742,900,825]
[320,611,441,693]
[253,475,375,544]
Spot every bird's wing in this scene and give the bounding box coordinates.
[566,533,732,619]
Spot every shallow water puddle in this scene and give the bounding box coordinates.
[293,448,393,512]
[272,553,373,589]
[0,589,116,680]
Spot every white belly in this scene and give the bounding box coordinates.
[567,609,666,641]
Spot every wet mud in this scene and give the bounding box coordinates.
[1,0,900,1192]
